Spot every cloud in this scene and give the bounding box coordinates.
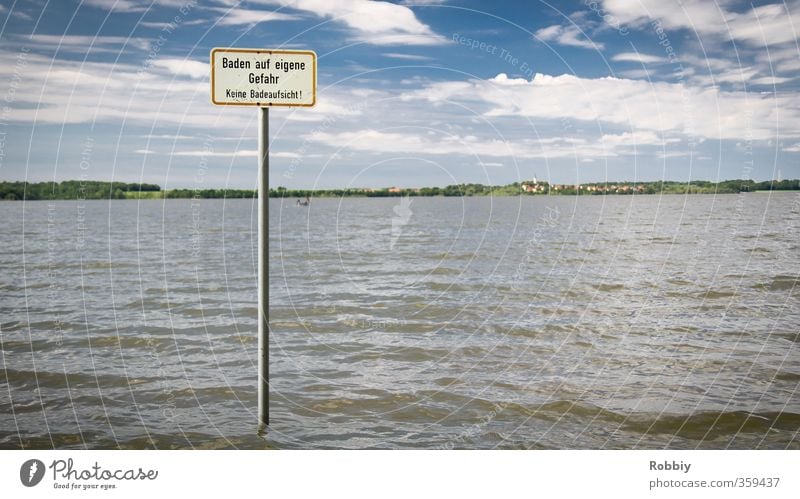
[138,21,175,29]
[151,59,209,79]
[612,52,665,64]
[23,34,152,53]
[0,47,362,128]
[307,128,673,160]
[656,150,691,159]
[600,0,722,29]
[402,72,800,141]
[137,148,269,158]
[601,0,800,47]
[382,52,435,61]
[680,53,738,73]
[272,151,302,158]
[255,0,447,45]
[84,0,194,12]
[756,45,800,75]
[534,24,602,50]
[400,0,447,4]
[138,19,207,29]
[83,0,149,12]
[616,68,655,79]
[140,134,196,140]
[670,53,788,88]
[173,150,259,157]
[0,49,217,126]
[750,76,794,86]
[210,7,299,27]
[308,129,522,157]
[726,3,800,47]
[599,130,669,147]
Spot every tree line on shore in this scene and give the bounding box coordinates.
[272,179,800,197]
[1,179,799,201]
[0,181,160,200]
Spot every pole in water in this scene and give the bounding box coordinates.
[210,47,316,433]
[258,106,269,430]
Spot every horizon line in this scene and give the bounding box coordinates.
[2,178,798,191]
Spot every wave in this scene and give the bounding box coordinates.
[0,368,152,390]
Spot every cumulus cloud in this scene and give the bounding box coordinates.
[0,48,358,128]
[0,49,213,126]
[402,72,800,141]
[255,0,447,45]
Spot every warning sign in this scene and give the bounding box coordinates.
[210,48,316,107]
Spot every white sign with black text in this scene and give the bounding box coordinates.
[210,48,316,107]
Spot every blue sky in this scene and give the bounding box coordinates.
[0,0,799,189]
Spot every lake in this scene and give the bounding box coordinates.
[1,193,799,449]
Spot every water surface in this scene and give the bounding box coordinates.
[1,193,799,448]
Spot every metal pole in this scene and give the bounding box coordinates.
[258,106,269,429]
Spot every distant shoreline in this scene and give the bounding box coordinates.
[1,179,799,201]
[8,192,797,202]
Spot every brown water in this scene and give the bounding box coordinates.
[1,193,799,449]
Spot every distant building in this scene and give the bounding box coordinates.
[521,178,546,193]
[388,187,401,193]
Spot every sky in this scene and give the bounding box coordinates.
[0,0,799,189]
